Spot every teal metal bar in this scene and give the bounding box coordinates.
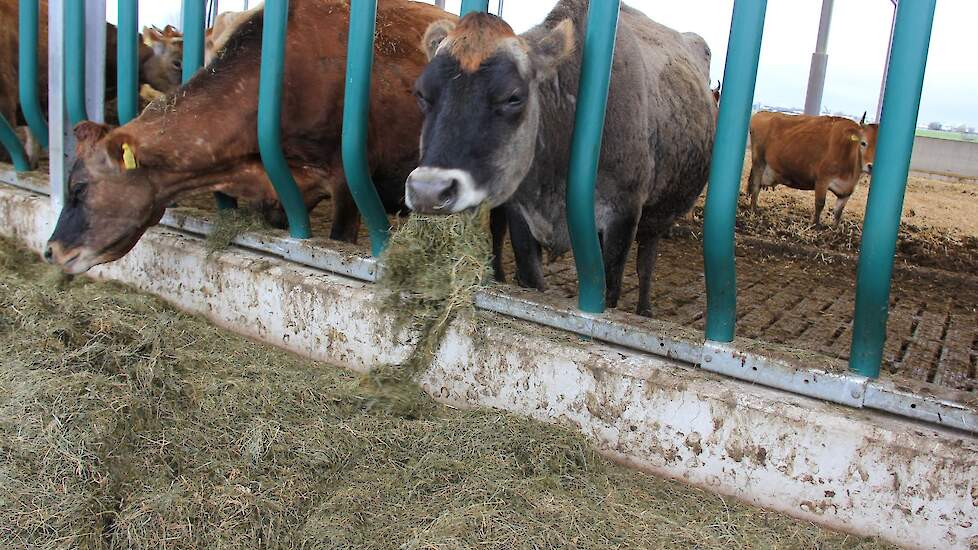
[565,0,622,314]
[342,0,390,256]
[64,0,87,125]
[702,0,768,342]
[460,0,489,16]
[117,0,139,124]
[0,113,31,171]
[850,0,937,378]
[181,0,206,82]
[18,0,48,149]
[257,0,311,239]
[184,0,237,209]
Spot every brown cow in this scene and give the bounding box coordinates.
[747,111,878,227]
[45,0,448,275]
[0,1,184,165]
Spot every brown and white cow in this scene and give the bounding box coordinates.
[747,111,878,227]
[406,1,716,316]
[45,0,448,275]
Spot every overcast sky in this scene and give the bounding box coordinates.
[107,0,976,127]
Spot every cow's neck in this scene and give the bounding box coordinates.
[121,73,262,176]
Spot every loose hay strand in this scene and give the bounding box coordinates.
[204,208,269,255]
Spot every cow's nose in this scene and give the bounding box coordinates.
[42,245,54,263]
[407,174,459,214]
[866,163,874,174]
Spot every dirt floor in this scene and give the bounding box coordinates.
[0,237,891,549]
[181,166,978,394]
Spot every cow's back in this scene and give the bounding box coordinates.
[519,0,715,252]
[620,5,716,229]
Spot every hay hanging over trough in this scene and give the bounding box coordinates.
[366,206,493,412]
[0,236,892,549]
[205,207,270,255]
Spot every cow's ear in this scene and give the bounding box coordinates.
[143,26,167,55]
[423,20,456,61]
[528,19,575,78]
[101,133,140,173]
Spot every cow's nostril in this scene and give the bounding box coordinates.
[43,246,53,262]
[438,178,459,205]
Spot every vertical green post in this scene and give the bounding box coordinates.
[460,0,489,16]
[117,0,139,125]
[566,0,621,314]
[19,0,48,149]
[702,0,768,342]
[0,114,31,172]
[64,0,87,126]
[341,0,390,256]
[257,0,311,239]
[849,0,936,378]
[184,0,236,209]
[181,0,206,82]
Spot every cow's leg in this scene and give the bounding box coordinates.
[832,193,852,227]
[507,206,546,291]
[813,181,829,228]
[329,183,362,244]
[600,213,640,310]
[490,207,508,283]
[636,231,660,318]
[24,130,41,170]
[748,157,765,210]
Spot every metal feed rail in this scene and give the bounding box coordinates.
[6,0,959,416]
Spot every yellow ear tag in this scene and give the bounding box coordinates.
[122,143,139,170]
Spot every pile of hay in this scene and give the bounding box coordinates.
[683,196,978,275]
[0,237,891,548]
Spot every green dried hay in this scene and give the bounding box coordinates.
[205,207,269,255]
[0,236,892,549]
[366,206,493,414]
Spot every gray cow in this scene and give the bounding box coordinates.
[406,0,716,316]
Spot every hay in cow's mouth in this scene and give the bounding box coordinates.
[365,204,494,416]
[0,236,891,549]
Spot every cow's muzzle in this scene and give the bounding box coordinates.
[405,167,484,215]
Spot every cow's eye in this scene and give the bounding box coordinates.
[415,91,431,112]
[860,141,868,147]
[507,93,524,107]
[68,183,87,206]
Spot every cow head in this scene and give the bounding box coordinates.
[141,25,184,94]
[406,13,575,214]
[44,123,167,274]
[859,112,879,175]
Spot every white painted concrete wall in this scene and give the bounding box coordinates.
[911,136,978,179]
[1,185,976,549]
